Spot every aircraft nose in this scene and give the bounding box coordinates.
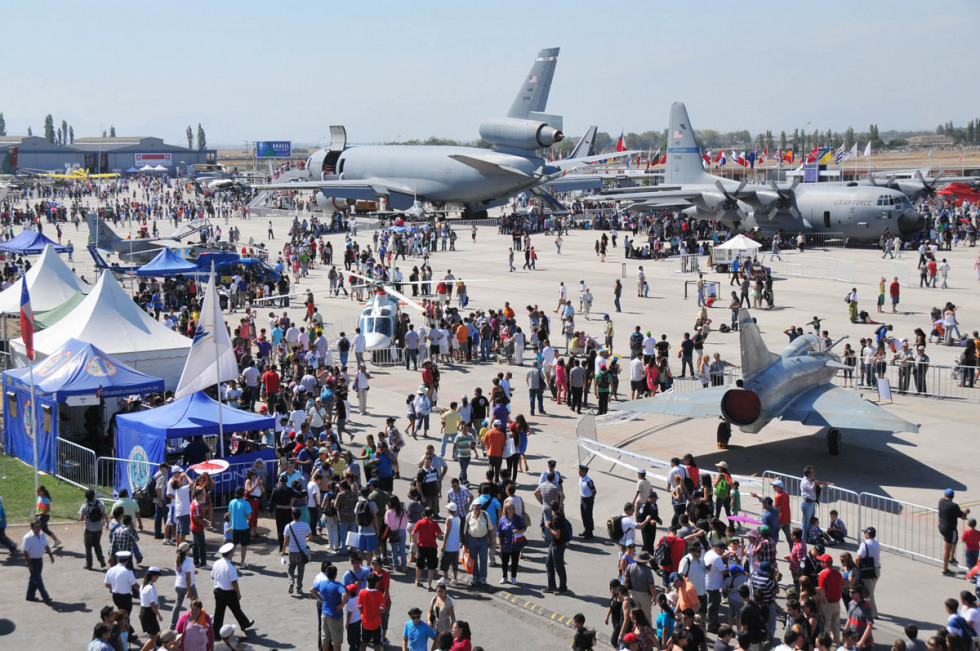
[898,209,925,237]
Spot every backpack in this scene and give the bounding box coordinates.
[714,475,730,499]
[951,614,978,640]
[355,499,373,527]
[653,537,672,568]
[560,516,573,545]
[596,371,611,390]
[338,337,350,352]
[142,473,158,500]
[87,501,103,523]
[606,515,624,541]
[719,324,731,333]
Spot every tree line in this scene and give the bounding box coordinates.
[0,113,209,151]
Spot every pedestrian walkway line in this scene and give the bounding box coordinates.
[494,590,576,629]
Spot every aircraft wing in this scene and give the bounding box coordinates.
[550,150,644,172]
[778,384,919,434]
[448,154,534,179]
[614,387,727,419]
[600,188,702,203]
[254,178,417,210]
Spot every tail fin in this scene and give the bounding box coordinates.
[665,102,712,185]
[738,309,779,379]
[85,213,123,250]
[507,47,559,119]
[0,147,16,175]
[568,126,598,159]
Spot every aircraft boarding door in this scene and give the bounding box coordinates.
[323,125,346,175]
[823,211,831,229]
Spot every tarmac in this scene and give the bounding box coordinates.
[2,197,978,648]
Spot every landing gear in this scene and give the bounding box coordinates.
[827,428,841,455]
[716,421,731,449]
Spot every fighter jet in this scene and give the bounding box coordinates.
[85,213,213,264]
[256,48,634,219]
[616,309,918,455]
[600,103,925,241]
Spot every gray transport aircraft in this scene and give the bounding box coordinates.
[600,103,925,241]
[257,48,630,218]
[616,309,918,455]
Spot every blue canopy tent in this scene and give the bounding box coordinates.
[2,338,165,474]
[136,248,198,277]
[0,230,72,255]
[114,391,274,494]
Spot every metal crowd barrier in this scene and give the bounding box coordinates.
[832,361,979,402]
[665,254,705,275]
[96,456,160,499]
[760,470,942,563]
[55,438,97,491]
[768,256,856,283]
[761,470,862,545]
[803,232,847,249]
[859,493,942,564]
[577,436,765,490]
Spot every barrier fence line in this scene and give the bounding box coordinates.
[830,360,980,402]
[761,470,862,546]
[576,437,764,490]
[859,492,942,564]
[55,438,97,491]
[665,255,706,275]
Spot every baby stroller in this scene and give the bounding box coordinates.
[497,337,515,364]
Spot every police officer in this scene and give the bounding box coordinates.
[637,491,663,555]
[578,464,597,539]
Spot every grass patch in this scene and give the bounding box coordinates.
[0,455,87,524]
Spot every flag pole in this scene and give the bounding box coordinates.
[211,265,225,459]
[29,355,38,492]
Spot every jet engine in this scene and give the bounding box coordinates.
[314,194,354,214]
[479,118,564,151]
[720,388,762,426]
[306,149,330,178]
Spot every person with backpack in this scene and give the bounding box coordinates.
[655,525,696,587]
[354,487,381,565]
[712,462,733,519]
[545,499,571,594]
[79,488,109,570]
[594,362,612,415]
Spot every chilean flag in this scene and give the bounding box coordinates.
[20,277,34,361]
[615,132,627,152]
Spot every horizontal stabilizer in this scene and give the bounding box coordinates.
[613,386,727,419]
[778,384,919,434]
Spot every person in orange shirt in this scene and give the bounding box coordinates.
[483,420,506,483]
[455,323,469,363]
[503,303,515,320]
[669,572,701,614]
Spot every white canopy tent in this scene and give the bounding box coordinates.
[9,271,192,388]
[712,233,762,267]
[0,245,88,315]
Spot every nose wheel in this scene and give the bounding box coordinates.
[716,422,732,449]
[827,428,841,455]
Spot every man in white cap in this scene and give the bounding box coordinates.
[211,542,254,635]
[440,501,461,584]
[215,624,243,651]
[105,551,139,634]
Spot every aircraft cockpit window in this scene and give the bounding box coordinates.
[876,195,888,206]
[374,319,391,336]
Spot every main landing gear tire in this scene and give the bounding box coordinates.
[716,422,731,449]
[827,428,841,455]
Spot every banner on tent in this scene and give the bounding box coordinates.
[1,381,58,474]
[114,419,166,494]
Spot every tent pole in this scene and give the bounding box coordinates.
[212,266,225,459]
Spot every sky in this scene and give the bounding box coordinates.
[3,1,978,147]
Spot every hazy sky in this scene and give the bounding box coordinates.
[3,1,977,147]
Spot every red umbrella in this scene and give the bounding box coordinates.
[187,459,230,475]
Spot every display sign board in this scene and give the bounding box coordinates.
[134,153,173,167]
[255,141,292,158]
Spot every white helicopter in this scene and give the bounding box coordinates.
[346,269,492,350]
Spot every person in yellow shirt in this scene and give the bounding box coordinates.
[439,403,462,459]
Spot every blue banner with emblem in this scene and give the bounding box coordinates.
[255,141,292,158]
[1,375,59,474]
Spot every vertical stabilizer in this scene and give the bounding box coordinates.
[738,309,779,379]
[665,102,711,185]
[85,213,123,250]
[568,126,598,159]
[507,47,560,118]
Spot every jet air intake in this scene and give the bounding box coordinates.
[720,389,762,426]
[479,118,564,151]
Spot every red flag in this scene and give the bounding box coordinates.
[20,277,34,361]
[806,145,819,163]
[658,153,666,165]
[714,150,724,163]
[615,132,626,152]
[736,151,748,167]
[782,149,794,163]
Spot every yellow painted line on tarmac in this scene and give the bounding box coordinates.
[910,499,980,517]
[494,590,576,629]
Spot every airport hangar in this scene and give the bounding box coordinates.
[0,135,216,174]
